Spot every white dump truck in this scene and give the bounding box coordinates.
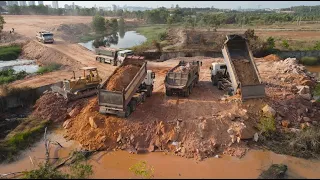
[36,31,54,43]
[95,47,134,66]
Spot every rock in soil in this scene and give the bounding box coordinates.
[258,164,288,179]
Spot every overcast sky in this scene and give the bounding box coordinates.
[42,1,320,9]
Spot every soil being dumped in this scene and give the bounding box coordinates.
[263,54,281,61]
[233,59,260,86]
[105,65,141,91]
[31,92,68,122]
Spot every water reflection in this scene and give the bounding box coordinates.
[79,30,146,51]
[0,59,39,73]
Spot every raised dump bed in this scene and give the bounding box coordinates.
[164,60,201,97]
[98,56,155,117]
[222,34,265,100]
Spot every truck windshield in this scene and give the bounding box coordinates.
[43,34,53,39]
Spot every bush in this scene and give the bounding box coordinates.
[129,161,154,179]
[281,40,289,49]
[266,37,275,50]
[258,115,276,137]
[37,63,61,75]
[314,83,320,97]
[300,56,319,66]
[0,68,27,85]
[0,45,22,61]
[92,15,106,33]
[158,32,168,41]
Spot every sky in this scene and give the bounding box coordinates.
[42,1,320,9]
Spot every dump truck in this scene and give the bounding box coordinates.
[51,67,102,101]
[220,34,265,101]
[165,60,201,97]
[95,47,134,66]
[36,31,54,43]
[98,56,155,118]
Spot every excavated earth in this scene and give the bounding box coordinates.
[233,59,260,86]
[32,56,320,161]
[105,65,141,91]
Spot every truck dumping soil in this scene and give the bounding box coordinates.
[233,59,260,86]
[105,65,141,91]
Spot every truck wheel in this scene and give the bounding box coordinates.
[166,89,172,96]
[196,76,199,84]
[141,93,146,102]
[96,57,99,61]
[110,59,114,65]
[100,58,104,63]
[146,86,152,97]
[189,86,193,94]
[217,81,223,90]
[125,105,131,117]
[212,75,218,86]
[130,100,137,112]
[184,89,190,97]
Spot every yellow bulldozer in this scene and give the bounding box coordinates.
[51,67,102,101]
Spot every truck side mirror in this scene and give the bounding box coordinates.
[151,72,155,79]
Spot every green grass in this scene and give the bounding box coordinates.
[129,161,154,179]
[0,45,22,61]
[79,33,106,43]
[0,118,49,163]
[0,68,28,85]
[300,56,319,66]
[37,63,61,75]
[258,115,276,137]
[131,25,168,53]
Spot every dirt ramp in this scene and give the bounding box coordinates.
[21,40,82,68]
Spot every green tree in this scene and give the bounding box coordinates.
[281,40,289,49]
[110,18,118,32]
[92,15,106,33]
[0,15,5,34]
[266,37,275,50]
[118,17,125,38]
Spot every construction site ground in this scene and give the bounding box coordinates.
[1,15,320,161]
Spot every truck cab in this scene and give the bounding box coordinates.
[210,62,229,86]
[117,50,134,65]
[36,31,54,44]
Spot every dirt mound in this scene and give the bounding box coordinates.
[105,65,140,91]
[56,23,91,43]
[65,98,127,150]
[21,40,82,68]
[31,92,68,122]
[264,54,281,61]
[233,59,260,86]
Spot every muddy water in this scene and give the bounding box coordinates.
[306,65,320,80]
[0,59,39,73]
[1,129,320,179]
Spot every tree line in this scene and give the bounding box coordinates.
[7,4,320,26]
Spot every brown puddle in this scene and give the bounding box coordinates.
[1,129,320,179]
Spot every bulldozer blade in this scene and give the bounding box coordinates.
[51,85,68,99]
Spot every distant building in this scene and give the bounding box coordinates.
[52,1,58,9]
[19,1,27,6]
[0,1,7,6]
[64,4,70,9]
[112,4,117,11]
[28,1,35,6]
[38,1,43,5]
[7,1,19,6]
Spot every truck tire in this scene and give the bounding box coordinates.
[130,100,137,112]
[184,88,190,97]
[146,86,152,97]
[100,58,104,63]
[125,105,131,117]
[96,57,99,61]
[166,89,172,96]
[141,93,146,102]
[189,85,193,94]
[196,76,199,84]
[110,59,114,65]
[217,81,223,90]
[212,75,218,86]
